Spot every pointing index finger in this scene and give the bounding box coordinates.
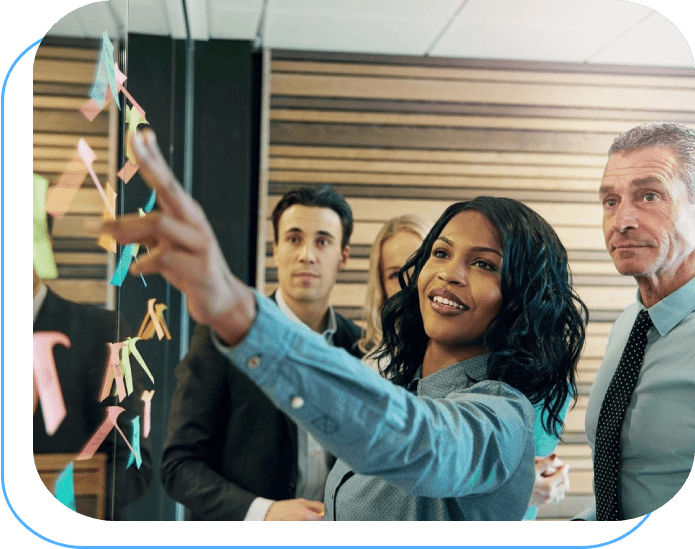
[131,129,193,223]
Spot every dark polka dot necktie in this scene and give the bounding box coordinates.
[594,309,653,521]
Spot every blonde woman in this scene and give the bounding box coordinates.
[358,215,433,373]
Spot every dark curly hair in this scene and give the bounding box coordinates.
[376,196,588,438]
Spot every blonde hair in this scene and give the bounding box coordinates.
[357,214,433,355]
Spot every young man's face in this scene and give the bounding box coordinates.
[273,204,349,307]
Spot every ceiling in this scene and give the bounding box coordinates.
[47,0,694,67]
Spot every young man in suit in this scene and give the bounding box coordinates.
[161,185,363,520]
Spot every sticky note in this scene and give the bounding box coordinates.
[126,417,142,469]
[137,298,172,341]
[77,406,137,461]
[77,138,114,218]
[33,332,70,435]
[124,337,154,384]
[45,151,89,220]
[97,183,118,253]
[117,161,139,183]
[54,461,76,511]
[110,243,136,287]
[143,190,156,213]
[114,62,146,119]
[33,174,58,279]
[89,31,119,110]
[99,342,128,402]
[141,390,154,438]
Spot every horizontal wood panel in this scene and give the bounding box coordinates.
[33,58,98,84]
[34,133,110,148]
[269,170,603,193]
[269,157,604,180]
[270,109,640,134]
[269,145,609,167]
[271,60,695,90]
[45,279,107,304]
[271,73,695,111]
[271,122,617,154]
[34,109,109,134]
[36,45,100,61]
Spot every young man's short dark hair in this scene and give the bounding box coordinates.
[271,185,353,249]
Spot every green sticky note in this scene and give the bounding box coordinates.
[33,174,58,279]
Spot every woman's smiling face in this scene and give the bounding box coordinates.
[417,210,504,360]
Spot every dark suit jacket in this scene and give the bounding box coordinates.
[33,287,153,520]
[160,296,363,520]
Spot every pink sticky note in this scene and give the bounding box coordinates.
[117,160,139,183]
[99,342,128,402]
[77,138,114,218]
[76,406,137,462]
[45,154,89,219]
[33,332,71,435]
[114,62,146,119]
[80,88,115,121]
[141,390,155,438]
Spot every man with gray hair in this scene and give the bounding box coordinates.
[578,122,695,520]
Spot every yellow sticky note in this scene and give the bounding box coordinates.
[33,174,58,279]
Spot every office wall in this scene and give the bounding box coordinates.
[263,50,695,519]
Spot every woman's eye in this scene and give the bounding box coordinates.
[432,248,448,259]
[388,272,399,280]
[473,259,496,271]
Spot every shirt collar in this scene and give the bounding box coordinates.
[416,353,490,398]
[275,288,337,341]
[33,282,48,324]
[638,276,695,337]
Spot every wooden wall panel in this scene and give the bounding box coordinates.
[34,43,116,307]
[265,50,695,520]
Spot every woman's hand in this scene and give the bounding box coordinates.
[530,453,570,507]
[102,129,256,346]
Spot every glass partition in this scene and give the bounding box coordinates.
[32,0,192,520]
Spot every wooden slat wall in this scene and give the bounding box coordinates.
[265,50,695,520]
[33,43,117,307]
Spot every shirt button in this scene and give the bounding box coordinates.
[290,396,304,409]
[247,356,261,369]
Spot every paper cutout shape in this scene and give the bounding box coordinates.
[143,190,156,213]
[114,62,146,119]
[99,342,128,402]
[126,416,143,469]
[117,161,139,183]
[54,461,76,511]
[33,332,70,435]
[33,174,58,279]
[110,243,137,286]
[141,390,154,438]
[122,337,155,385]
[79,87,114,122]
[45,149,89,220]
[77,138,114,218]
[89,31,119,110]
[76,406,137,461]
[137,298,172,341]
[97,183,117,253]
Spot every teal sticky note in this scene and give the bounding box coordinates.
[101,31,120,111]
[126,416,142,469]
[143,190,156,213]
[54,461,76,511]
[110,243,135,286]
